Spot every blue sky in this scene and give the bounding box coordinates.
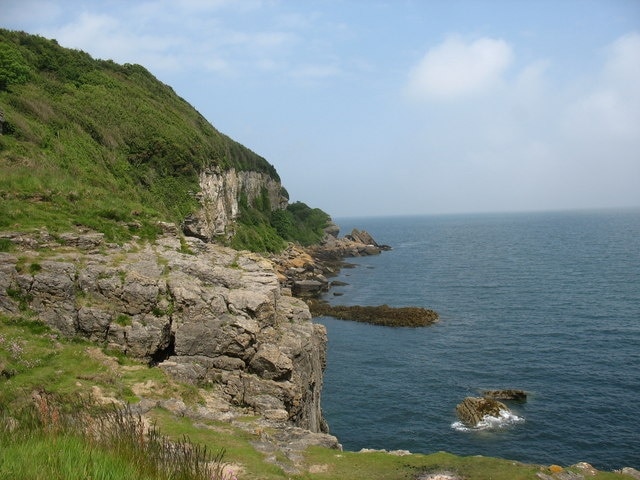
[3,0,639,217]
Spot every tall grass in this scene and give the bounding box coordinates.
[0,392,237,480]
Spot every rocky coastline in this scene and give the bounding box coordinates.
[0,226,340,472]
[270,223,441,327]
[2,227,639,478]
[270,222,391,299]
[0,221,432,473]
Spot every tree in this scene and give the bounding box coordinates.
[0,43,31,91]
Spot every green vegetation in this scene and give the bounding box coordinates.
[114,314,132,327]
[231,198,330,253]
[0,29,285,246]
[0,395,230,480]
[272,201,331,246]
[1,313,633,479]
[0,238,13,252]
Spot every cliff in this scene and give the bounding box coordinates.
[0,31,343,466]
[0,227,332,437]
[184,167,288,241]
[0,28,295,250]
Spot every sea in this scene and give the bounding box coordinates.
[315,209,640,471]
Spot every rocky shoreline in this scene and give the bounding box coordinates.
[0,226,340,473]
[270,223,441,327]
[271,223,391,299]
[0,222,435,474]
[306,301,439,327]
[2,227,639,478]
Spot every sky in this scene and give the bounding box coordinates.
[2,0,640,218]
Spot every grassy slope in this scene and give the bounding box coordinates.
[0,29,279,244]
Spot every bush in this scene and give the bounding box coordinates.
[0,43,32,90]
[273,201,330,246]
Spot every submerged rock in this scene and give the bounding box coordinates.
[306,301,439,327]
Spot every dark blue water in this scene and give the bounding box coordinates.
[316,209,640,470]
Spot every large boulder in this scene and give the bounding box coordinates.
[456,396,510,427]
[346,228,378,246]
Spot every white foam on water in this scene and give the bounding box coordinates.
[451,409,525,432]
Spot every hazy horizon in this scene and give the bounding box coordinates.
[3,0,639,218]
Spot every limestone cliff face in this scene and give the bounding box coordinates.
[183,167,288,240]
[0,228,327,433]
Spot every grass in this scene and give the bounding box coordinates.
[298,448,633,480]
[151,409,288,479]
[0,434,155,480]
[0,315,233,479]
[1,312,636,479]
[0,394,232,480]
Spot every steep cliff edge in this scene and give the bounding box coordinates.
[0,228,330,435]
[184,167,288,241]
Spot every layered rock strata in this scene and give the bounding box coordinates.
[0,228,329,435]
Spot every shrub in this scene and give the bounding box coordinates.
[273,201,330,246]
[0,239,13,252]
[0,43,32,90]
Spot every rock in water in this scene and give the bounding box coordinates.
[455,397,510,427]
[482,389,527,402]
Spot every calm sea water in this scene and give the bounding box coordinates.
[316,209,640,471]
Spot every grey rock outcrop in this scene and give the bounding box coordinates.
[270,226,391,299]
[310,227,391,261]
[0,229,327,434]
[617,467,640,479]
[183,167,288,240]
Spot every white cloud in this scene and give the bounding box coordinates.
[603,31,640,85]
[43,11,184,70]
[37,4,298,76]
[406,36,513,100]
[563,32,640,140]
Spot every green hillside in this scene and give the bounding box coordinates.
[0,29,329,249]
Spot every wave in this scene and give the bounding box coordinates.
[451,410,525,432]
